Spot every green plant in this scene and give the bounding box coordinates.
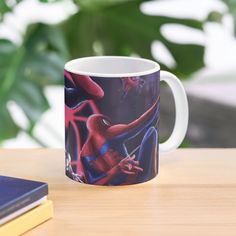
[222,0,236,35]
[0,0,205,145]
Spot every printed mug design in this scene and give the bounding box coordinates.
[65,70,160,185]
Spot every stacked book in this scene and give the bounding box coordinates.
[0,176,53,235]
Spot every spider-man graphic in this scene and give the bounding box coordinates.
[65,72,159,185]
[121,76,145,98]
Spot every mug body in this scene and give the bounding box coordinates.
[64,56,160,186]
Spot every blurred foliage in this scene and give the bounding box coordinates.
[63,0,204,77]
[207,11,224,23]
[0,0,21,18]
[222,0,236,35]
[207,0,236,34]
[0,0,206,145]
[0,24,68,143]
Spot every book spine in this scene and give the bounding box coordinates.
[0,184,48,219]
[0,200,53,236]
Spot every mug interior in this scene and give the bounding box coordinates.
[64,56,160,77]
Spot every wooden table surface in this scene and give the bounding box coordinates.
[0,149,236,236]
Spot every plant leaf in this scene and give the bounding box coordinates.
[0,24,68,142]
[0,0,22,19]
[62,0,204,78]
[0,105,19,142]
[221,0,236,35]
[74,0,134,10]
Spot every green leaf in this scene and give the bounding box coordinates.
[0,0,22,19]
[207,11,224,23]
[74,0,134,10]
[11,81,50,123]
[39,0,62,2]
[0,1,12,17]
[164,42,204,78]
[0,106,19,142]
[0,24,68,142]
[221,0,236,35]
[62,0,204,78]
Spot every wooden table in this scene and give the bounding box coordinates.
[0,149,236,236]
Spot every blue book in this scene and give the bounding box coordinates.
[0,176,48,223]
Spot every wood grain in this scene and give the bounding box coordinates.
[0,149,236,236]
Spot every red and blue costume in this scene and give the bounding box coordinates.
[65,73,104,109]
[65,74,159,185]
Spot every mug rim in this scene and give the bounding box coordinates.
[64,56,160,78]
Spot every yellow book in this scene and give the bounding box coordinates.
[0,200,53,236]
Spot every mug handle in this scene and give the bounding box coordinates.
[159,71,189,153]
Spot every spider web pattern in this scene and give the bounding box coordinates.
[65,100,101,175]
[65,72,101,177]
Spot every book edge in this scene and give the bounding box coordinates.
[0,196,47,225]
[0,181,48,219]
[0,200,53,236]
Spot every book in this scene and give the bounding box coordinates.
[0,196,47,225]
[0,175,48,222]
[0,200,53,236]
